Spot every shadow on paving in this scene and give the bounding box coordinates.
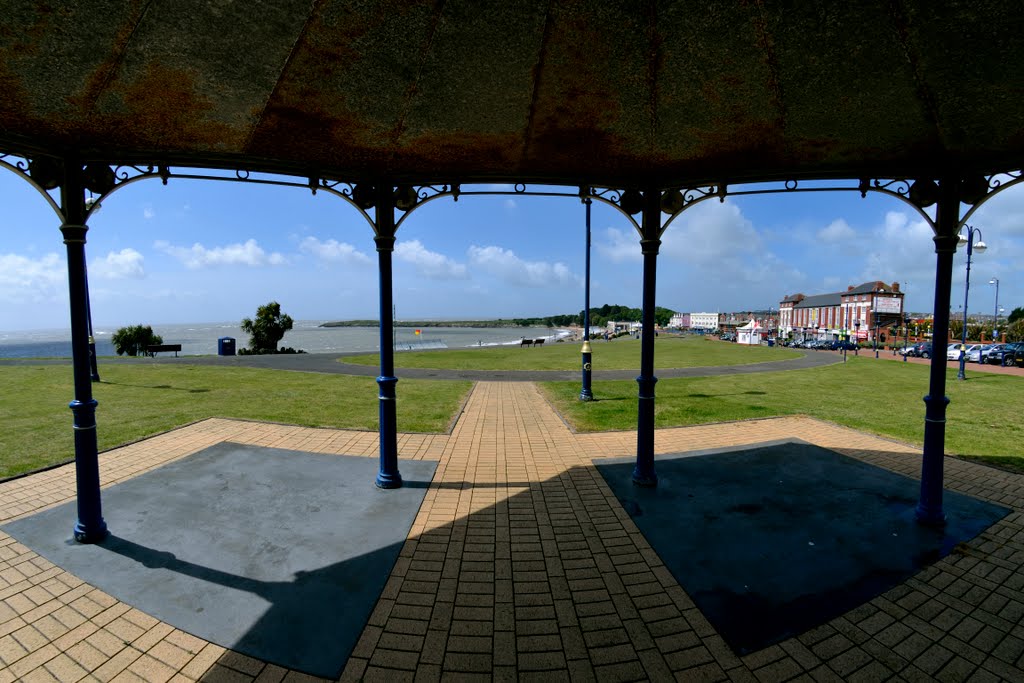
[596,440,1010,655]
[2,439,1011,678]
[3,443,438,679]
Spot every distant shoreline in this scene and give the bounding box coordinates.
[320,320,559,329]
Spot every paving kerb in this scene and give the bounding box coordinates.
[2,375,1024,679]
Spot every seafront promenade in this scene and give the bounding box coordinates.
[2,353,1024,681]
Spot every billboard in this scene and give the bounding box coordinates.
[875,296,902,314]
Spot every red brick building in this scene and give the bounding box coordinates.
[779,282,904,342]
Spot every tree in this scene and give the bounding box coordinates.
[1008,306,1024,325]
[111,325,163,357]
[241,301,294,354]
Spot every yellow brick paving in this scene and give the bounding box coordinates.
[1,383,1023,681]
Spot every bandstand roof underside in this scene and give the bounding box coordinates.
[2,1,1023,187]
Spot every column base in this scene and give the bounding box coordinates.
[375,472,403,489]
[915,505,947,527]
[632,470,658,487]
[73,521,108,544]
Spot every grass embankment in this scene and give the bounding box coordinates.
[0,365,471,480]
[343,335,800,371]
[541,356,1024,469]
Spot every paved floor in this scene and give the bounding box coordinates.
[2,382,1024,681]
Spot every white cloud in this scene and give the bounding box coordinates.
[299,236,371,265]
[143,206,155,219]
[596,227,642,263]
[153,238,286,269]
[395,240,468,279]
[817,219,856,243]
[90,248,145,280]
[467,245,578,287]
[858,211,936,294]
[0,252,65,303]
[661,200,762,262]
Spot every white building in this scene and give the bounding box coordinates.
[690,312,719,332]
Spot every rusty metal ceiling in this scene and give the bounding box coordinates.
[2,1,1023,187]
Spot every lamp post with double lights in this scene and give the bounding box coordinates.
[957,226,987,380]
[854,319,860,355]
[990,277,1000,342]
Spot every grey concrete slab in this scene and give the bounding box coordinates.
[595,441,1009,655]
[3,443,437,679]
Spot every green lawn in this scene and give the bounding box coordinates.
[0,364,471,480]
[343,335,799,370]
[4,350,1021,480]
[540,357,1024,468]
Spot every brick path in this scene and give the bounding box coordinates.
[3,382,1024,681]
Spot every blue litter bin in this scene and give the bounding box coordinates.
[218,337,236,356]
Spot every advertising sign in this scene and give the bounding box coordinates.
[875,297,902,314]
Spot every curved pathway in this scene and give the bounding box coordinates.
[1,348,844,380]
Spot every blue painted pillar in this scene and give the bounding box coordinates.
[633,188,661,487]
[61,161,108,543]
[917,178,959,526]
[374,184,402,489]
[580,196,593,401]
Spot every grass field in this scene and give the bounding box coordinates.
[0,364,471,480]
[3,339,1021,479]
[540,356,1024,468]
[342,335,800,370]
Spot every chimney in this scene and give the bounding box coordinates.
[892,282,900,292]
[847,285,855,292]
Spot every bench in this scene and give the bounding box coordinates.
[533,338,545,347]
[147,344,182,357]
[521,338,533,347]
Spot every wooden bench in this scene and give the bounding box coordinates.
[147,344,182,357]
[533,338,545,347]
[521,338,532,347]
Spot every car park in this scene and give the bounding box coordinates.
[946,343,963,360]
[831,339,857,351]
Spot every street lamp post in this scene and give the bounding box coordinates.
[903,314,910,362]
[580,196,593,401]
[874,312,880,359]
[854,320,860,355]
[957,226,987,380]
[990,277,1000,342]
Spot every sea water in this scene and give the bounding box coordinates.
[0,321,573,359]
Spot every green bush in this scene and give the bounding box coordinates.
[111,324,163,357]
[240,301,296,354]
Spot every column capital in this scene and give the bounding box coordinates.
[60,224,88,244]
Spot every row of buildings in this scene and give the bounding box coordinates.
[668,281,906,343]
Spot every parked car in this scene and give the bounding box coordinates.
[946,343,963,361]
[830,339,857,351]
[984,343,1014,365]
[967,344,993,363]
[907,341,933,358]
[1003,342,1024,367]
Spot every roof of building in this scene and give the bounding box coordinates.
[794,293,842,309]
[2,2,1024,187]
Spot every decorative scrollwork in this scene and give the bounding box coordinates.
[681,185,717,206]
[589,187,623,204]
[414,185,450,202]
[112,165,156,183]
[988,170,1022,190]
[870,178,912,196]
[0,152,29,172]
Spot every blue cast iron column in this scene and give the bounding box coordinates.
[580,196,593,401]
[633,188,661,487]
[61,161,108,543]
[917,177,960,526]
[374,184,402,489]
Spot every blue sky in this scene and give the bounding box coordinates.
[1,168,1021,332]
